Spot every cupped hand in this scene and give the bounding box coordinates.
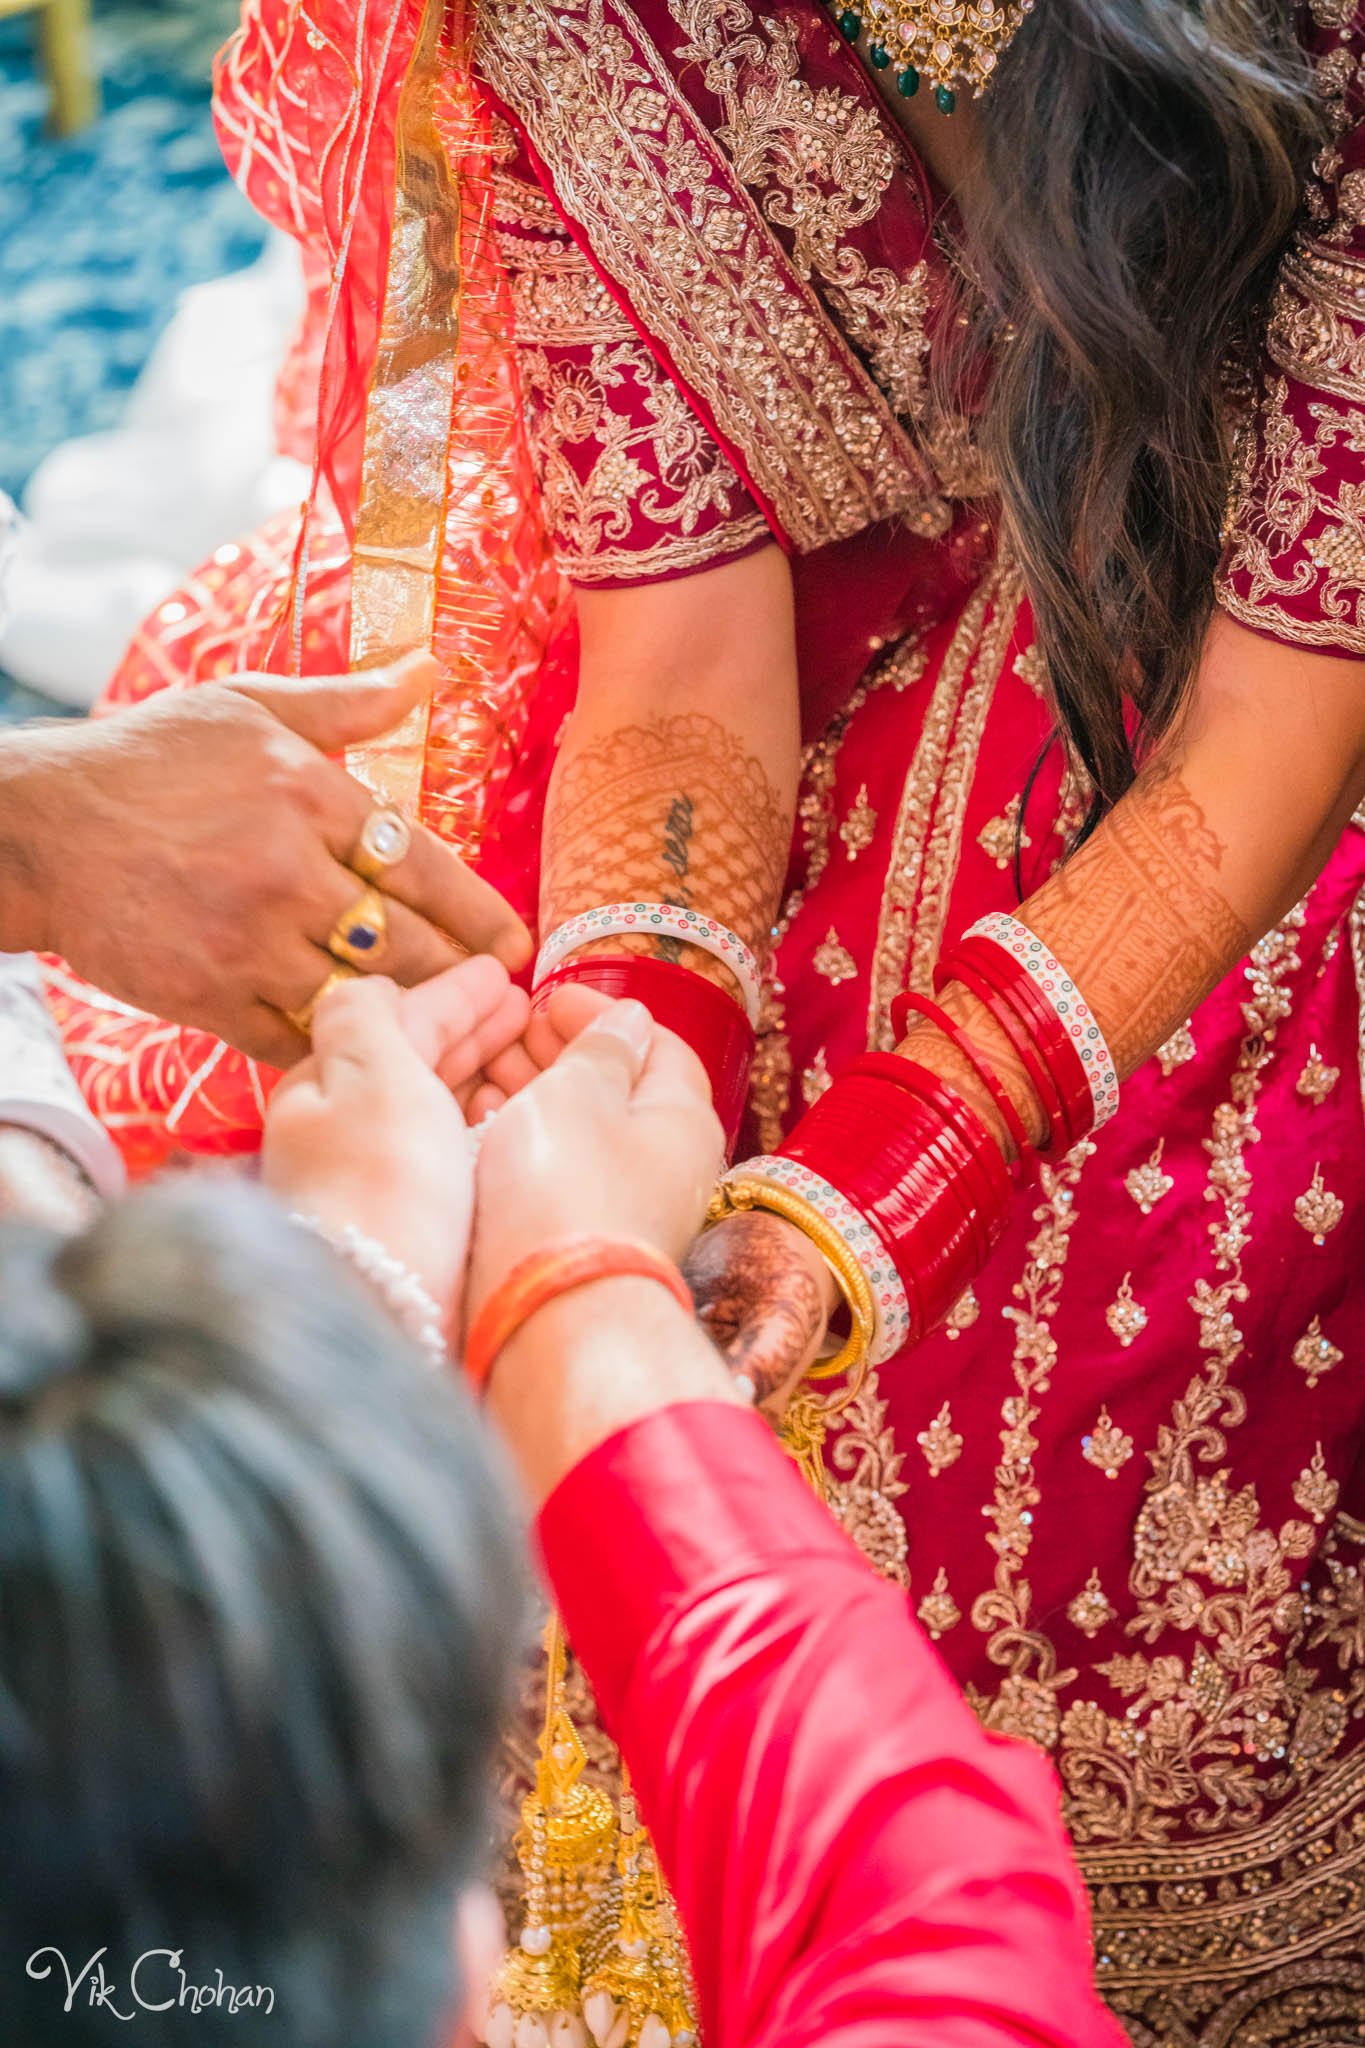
[9,650,532,1066]
[467,999,724,1320]
[261,958,525,1325]
[683,1207,838,1411]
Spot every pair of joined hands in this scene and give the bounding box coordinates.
[259,958,838,1404]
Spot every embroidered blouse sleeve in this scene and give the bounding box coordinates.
[492,138,771,589]
[1216,18,1365,656]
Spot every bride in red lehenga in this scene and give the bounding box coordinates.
[42,0,1365,2036]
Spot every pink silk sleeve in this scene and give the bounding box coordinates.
[538,1401,1127,2048]
[1216,8,1365,656]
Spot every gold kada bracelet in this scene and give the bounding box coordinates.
[706,1177,876,1388]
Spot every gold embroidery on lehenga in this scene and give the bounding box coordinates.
[1104,1274,1149,1350]
[799,1046,832,1104]
[867,559,1023,1044]
[966,1141,1092,1754]
[1068,1570,1117,1641]
[1155,1019,1198,1074]
[1296,1041,1341,1103]
[976,795,1029,871]
[1295,1164,1345,1243]
[1084,1409,1136,1481]
[917,1566,962,1639]
[1293,1316,1343,1389]
[839,783,877,859]
[1125,1140,1174,1215]
[477,0,938,550]
[916,1400,964,1476]
[812,927,857,985]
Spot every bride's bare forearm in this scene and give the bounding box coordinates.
[539,549,799,992]
[898,612,1365,1153]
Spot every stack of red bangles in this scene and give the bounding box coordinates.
[531,901,761,1146]
[720,913,1119,1363]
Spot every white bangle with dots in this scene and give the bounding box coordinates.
[965,912,1120,1131]
[292,1214,447,1371]
[534,902,763,1026]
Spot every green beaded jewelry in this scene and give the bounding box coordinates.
[855,0,1033,114]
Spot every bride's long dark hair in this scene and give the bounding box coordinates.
[959,0,1321,812]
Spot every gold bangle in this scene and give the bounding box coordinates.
[707,1178,874,1386]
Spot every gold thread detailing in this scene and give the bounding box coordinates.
[1067,1570,1116,1641]
[478,0,938,552]
[1082,1408,1135,1481]
[1154,1019,1197,1075]
[822,1369,910,1588]
[1294,1315,1343,1389]
[800,1046,832,1106]
[813,927,857,986]
[1218,242,1365,655]
[517,337,769,583]
[1055,905,1312,1859]
[1295,1164,1344,1244]
[943,1283,980,1339]
[1124,1139,1174,1215]
[1294,1444,1341,1528]
[868,558,1023,1045]
[1354,885,1365,1124]
[839,784,877,861]
[976,796,1029,871]
[917,1400,963,1477]
[1296,1040,1340,1104]
[1013,641,1046,697]
[966,1143,1091,1753]
[917,1566,961,1639]
[1104,1273,1148,1350]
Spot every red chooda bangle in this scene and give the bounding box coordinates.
[533,954,755,1148]
[781,1057,1012,1346]
[891,988,1037,1174]
[464,1234,695,1395]
[937,936,1093,1150]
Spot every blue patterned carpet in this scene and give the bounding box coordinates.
[0,0,266,505]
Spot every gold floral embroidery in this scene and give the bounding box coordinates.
[965,1143,1092,1752]
[917,1566,961,1639]
[1104,1274,1148,1350]
[1155,1018,1197,1074]
[1067,1570,1116,1640]
[1294,1163,1345,1243]
[943,1283,980,1339]
[916,1400,963,1477]
[670,0,966,501]
[1218,241,1365,653]
[1293,1315,1343,1389]
[839,784,877,860]
[1296,1040,1341,1103]
[1294,1445,1341,1528]
[868,559,1023,1044]
[822,1370,910,1587]
[1124,1139,1173,1215]
[976,796,1029,872]
[813,927,857,985]
[1083,1408,1135,1481]
[478,0,938,550]
[518,338,769,581]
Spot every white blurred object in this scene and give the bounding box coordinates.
[1,232,308,708]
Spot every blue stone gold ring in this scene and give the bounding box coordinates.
[327,885,390,969]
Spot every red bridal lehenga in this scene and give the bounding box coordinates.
[43,1,1365,2037]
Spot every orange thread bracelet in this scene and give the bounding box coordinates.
[464,1234,695,1395]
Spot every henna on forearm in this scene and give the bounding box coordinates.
[541,713,793,995]
[900,759,1254,1156]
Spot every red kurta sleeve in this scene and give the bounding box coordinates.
[538,1401,1127,2048]
[1216,8,1365,654]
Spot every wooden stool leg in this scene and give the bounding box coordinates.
[38,0,100,138]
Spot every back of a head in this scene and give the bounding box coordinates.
[0,1179,523,2048]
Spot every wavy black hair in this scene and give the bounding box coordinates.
[957,0,1321,812]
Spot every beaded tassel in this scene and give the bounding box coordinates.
[832,0,1034,113]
